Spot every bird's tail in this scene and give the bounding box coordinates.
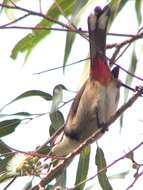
[88,6,110,64]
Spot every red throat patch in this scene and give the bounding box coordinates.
[90,57,112,85]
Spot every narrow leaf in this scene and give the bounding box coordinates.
[75,146,91,190]
[63,0,88,68]
[10,112,31,116]
[0,119,21,137]
[11,0,77,61]
[95,147,113,190]
[1,90,52,111]
[135,0,142,25]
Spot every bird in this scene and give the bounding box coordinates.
[51,5,120,156]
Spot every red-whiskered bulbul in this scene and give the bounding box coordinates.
[51,6,120,156]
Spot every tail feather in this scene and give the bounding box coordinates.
[88,6,110,63]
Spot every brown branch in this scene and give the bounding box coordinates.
[31,87,143,189]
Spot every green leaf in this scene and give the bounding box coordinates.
[10,112,31,116]
[135,0,142,25]
[1,90,52,111]
[63,0,88,68]
[11,0,77,61]
[120,48,137,129]
[95,147,113,190]
[49,111,64,135]
[0,119,21,137]
[75,146,91,190]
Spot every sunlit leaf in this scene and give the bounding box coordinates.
[63,0,89,68]
[11,0,77,61]
[1,90,52,111]
[135,0,142,25]
[0,119,21,137]
[95,147,113,190]
[49,110,64,135]
[75,146,91,190]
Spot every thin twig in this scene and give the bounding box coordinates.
[33,57,89,74]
